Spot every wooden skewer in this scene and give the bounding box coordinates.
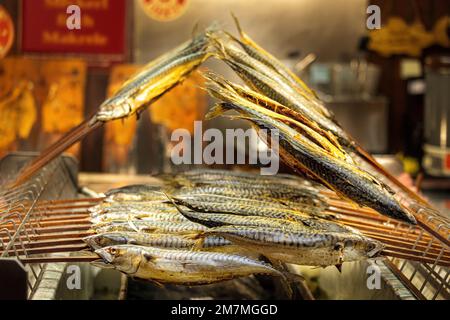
[2,237,86,251]
[11,119,102,188]
[1,231,94,243]
[2,244,88,256]
[20,255,99,264]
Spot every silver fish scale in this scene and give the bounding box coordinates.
[148,247,270,269]
[213,226,343,248]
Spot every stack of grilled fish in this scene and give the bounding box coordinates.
[85,169,384,285]
[203,18,417,225]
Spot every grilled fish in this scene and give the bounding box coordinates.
[201,225,384,267]
[170,196,352,233]
[95,26,213,122]
[94,245,282,284]
[205,98,416,224]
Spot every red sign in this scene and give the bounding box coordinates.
[0,5,14,58]
[21,0,127,61]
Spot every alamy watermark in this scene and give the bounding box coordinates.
[170,121,280,175]
[366,264,382,290]
[66,265,81,290]
[66,5,81,30]
[366,5,381,30]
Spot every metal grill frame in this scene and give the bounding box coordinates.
[0,153,449,300]
[0,153,78,299]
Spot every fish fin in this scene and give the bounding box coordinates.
[335,264,343,273]
[205,103,228,120]
[127,220,139,233]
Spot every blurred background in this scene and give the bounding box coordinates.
[0,0,449,183]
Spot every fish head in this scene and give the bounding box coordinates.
[341,237,385,261]
[96,97,133,122]
[95,246,141,274]
[83,233,129,250]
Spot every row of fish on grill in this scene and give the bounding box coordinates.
[85,169,384,286]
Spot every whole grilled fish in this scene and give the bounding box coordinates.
[95,26,213,122]
[84,232,230,250]
[170,196,352,233]
[94,245,283,284]
[201,225,384,267]
[173,185,329,216]
[206,97,417,224]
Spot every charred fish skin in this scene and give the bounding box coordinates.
[94,245,282,284]
[202,225,384,267]
[84,232,230,250]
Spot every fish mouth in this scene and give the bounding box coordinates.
[95,248,114,263]
[83,236,101,250]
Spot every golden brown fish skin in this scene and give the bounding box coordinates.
[94,245,282,284]
[201,225,384,267]
[95,24,216,122]
[204,73,353,165]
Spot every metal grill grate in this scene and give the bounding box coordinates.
[0,153,79,299]
[0,155,448,300]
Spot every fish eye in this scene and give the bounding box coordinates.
[108,248,118,255]
[344,240,354,248]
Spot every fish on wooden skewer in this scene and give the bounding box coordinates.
[218,16,432,209]
[204,77,417,224]
[11,25,215,187]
